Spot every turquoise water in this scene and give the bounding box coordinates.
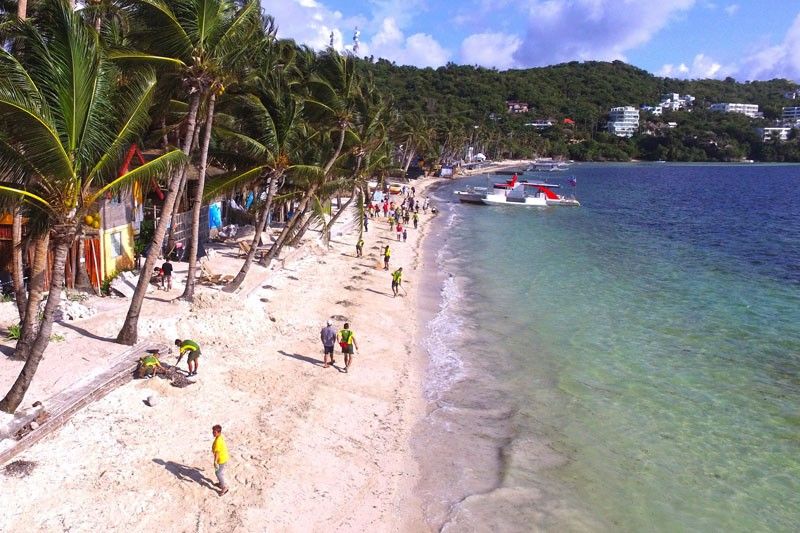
[415,164,800,531]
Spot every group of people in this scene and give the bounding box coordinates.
[319,320,359,372]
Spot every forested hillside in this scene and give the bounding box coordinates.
[363,59,800,162]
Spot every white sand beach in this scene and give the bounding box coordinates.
[0,163,523,531]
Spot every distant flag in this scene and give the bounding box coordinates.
[568,177,577,187]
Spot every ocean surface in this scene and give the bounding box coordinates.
[413,163,800,532]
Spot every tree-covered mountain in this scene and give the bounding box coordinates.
[363,59,800,162]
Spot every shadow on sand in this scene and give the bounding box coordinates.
[153,458,216,491]
[278,349,324,367]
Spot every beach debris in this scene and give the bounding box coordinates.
[12,410,49,440]
[268,315,277,322]
[343,285,356,291]
[2,460,36,478]
[335,300,354,307]
[288,275,300,281]
[330,314,347,322]
[109,270,142,298]
[146,394,159,407]
[263,284,276,289]
[350,276,364,281]
[161,366,194,388]
[40,292,97,321]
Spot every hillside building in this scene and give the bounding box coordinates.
[782,106,800,125]
[607,106,640,137]
[756,127,793,142]
[506,101,529,114]
[709,102,760,118]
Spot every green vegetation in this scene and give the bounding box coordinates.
[362,59,800,162]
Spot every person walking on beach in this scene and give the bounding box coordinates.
[402,228,408,242]
[384,245,391,270]
[161,258,173,291]
[396,222,403,241]
[320,320,337,367]
[413,212,419,229]
[355,237,364,257]
[391,267,403,297]
[363,213,369,232]
[175,338,201,376]
[338,323,358,372]
[211,425,229,496]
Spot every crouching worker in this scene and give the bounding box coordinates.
[175,338,202,376]
[136,351,165,379]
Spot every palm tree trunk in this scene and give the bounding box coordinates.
[324,184,358,244]
[116,92,201,345]
[12,208,26,320]
[288,209,314,247]
[226,174,279,291]
[75,234,92,290]
[165,116,203,257]
[12,233,49,362]
[181,92,216,301]
[18,0,27,19]
[264,187,316,265]
[1,226,74,414]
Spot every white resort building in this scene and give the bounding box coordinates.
[756,127,793,142]
[607,106,640,137]
[709,103,760,118]
[782,106,800,125]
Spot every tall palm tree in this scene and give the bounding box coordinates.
[115,0,263,343]
[0,0,185,413]
[208,69,304,290]
[263,50,359,261]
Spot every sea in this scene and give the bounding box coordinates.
[413,163,800,532]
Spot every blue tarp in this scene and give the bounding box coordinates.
[208,202,222,228]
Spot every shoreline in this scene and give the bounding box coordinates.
[0,176,449,531]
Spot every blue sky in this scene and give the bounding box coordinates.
[260,0,800,81]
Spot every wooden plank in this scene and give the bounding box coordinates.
[0,340,169,466]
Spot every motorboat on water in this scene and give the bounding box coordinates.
[526,157,570,172]
[455,174,521,203]
[454,186,488,204]
[482,181,580,207]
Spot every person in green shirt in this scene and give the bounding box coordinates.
[356,238,364,258]
[383,245,391,270]
[337,323,359,373]
[175,338,202,376]
[391,267,403,297]
[137,351,164,379]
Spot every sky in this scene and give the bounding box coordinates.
[260,0,800,82]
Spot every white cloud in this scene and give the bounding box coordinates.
[738,12,800,80]
[261,0,357,50]
[658,53,733,79]
[460,33,522,69]
[724,4,739,16]
[511,0,696,67]
[367,17,450,67]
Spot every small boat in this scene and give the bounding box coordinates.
[482,181,580,207]
[526,157,570,172]
[454,186,488,204]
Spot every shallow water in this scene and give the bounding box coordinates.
[415,164,800,532]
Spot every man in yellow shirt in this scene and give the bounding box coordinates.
[211,424,229,496]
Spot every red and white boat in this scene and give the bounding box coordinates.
[482,180,580,207]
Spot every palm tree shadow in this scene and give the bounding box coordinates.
[364,288,392,298]
[57,321,115,342]
[153,458,216,491]
[278,349,324,367]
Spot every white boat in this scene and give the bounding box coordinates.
[527,157,570,172]
[482,181,580,207]
[454,186,488,204]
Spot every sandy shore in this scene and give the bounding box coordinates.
[0,177,449,532]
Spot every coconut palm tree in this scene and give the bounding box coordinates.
[207,68,304,290]
[0,0,185,413]
[114,0,264,343]
[262,50,360,261]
